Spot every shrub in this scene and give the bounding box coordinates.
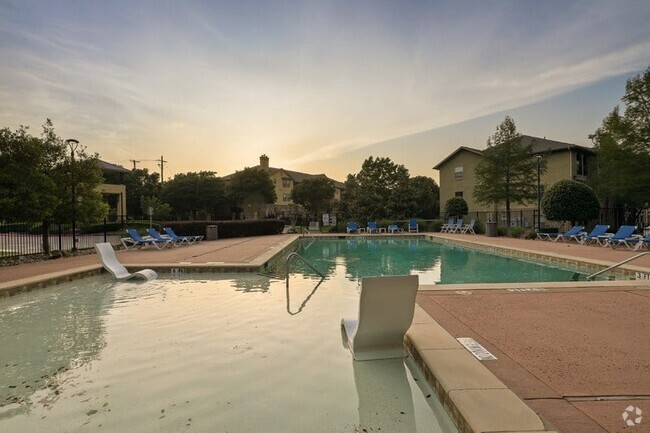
[541,180,600,225]
[509,227,525,238]
[444,197,468,218]
[161,219,285,239]
[428,219,443,232]
[496,226,508,237]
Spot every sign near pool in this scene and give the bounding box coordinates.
[457,337,498,361]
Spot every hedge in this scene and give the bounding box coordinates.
[160,219,285,239]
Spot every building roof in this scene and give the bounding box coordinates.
[432,146,483,170]
[98,159,130,173]
[223,165,346,189]
[432,135,595,170]
[521,135,595,155]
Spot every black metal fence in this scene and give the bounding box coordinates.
[445,208,649,232]
[0,221,125,260]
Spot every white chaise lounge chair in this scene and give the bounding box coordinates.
[341,275,419,361]
[95,242,157,281]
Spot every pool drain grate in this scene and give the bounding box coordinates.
[457,337,497,361]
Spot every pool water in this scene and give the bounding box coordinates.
[278,238,584,284]
[0,273,457,433]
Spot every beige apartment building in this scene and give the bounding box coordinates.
[224,155,345,218]
[433,135,595,226]
[97,160,130,221]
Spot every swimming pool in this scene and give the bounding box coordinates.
[0,272,457,433]
[275,238,588,285]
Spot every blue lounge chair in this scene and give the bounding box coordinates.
[163,227,203,244]
[606,234,647,250]
[387,224,402,233]
[598,225,637,247]
[448,218,463,234]
[367,222,379,234]
[632,234,650,251]
[537,225,584,242]
[460,218,476,235]
[347,222,359,234]
[407,218,419,233]
[576,225,610,244]
[122,228,171,250]
[147,228,182,247]
[440,218,454,233]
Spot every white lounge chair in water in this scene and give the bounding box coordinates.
[95,242,157,281]
[341,275,419,361]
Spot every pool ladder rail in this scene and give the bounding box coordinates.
[571,251,650,281]
[285,252,324,285]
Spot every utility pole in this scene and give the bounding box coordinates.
[129,159,140,170]
[158,155,168,183]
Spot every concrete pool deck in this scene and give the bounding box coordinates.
[1,232,649,433]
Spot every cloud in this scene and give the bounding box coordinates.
[1,1,649,178]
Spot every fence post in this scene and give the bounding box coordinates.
[58,224,62,251]
[104,218,107,243]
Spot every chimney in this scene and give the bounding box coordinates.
[259,154,269,172]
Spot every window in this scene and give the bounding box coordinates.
[576,152,589,176]
[282,193,291,202]
[455,191,463,197]
[454,166,464,179]
[282,179,291,188]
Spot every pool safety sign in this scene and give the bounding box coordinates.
[457,337,497,361]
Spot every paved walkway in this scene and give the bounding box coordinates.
[1,232,649,433]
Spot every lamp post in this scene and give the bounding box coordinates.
[66,139,79,251]
[535,154,542,232]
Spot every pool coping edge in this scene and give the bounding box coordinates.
[406,305,557,433]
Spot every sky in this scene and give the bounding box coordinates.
[1,0,649,184]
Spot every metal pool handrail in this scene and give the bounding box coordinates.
[285,252,324,283]
[585,251,650,281]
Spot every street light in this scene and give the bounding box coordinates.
[535,154,542,232]
[66,139,79,252]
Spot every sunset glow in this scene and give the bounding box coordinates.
[1,1,649,182]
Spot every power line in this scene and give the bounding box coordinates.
[127,157,168,182]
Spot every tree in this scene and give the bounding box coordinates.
[290,176,335,220]
[590,66,650,224]
[226,167,276,217]
[408,176,440,219]
[0,119,108,254]
[141,195,172,221]
[444,197,468,218]
[123,168,161,218]
[474,116,542,227]
[162,171,226,220]
[340,156,411,222]
[541,180,600,225]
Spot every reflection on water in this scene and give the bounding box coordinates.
[285,276,324,315]
[282,238,578,284]
[229,274,273,293]
[0,273,457,433]
[0,279,115,415]
[353,358,415,431]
